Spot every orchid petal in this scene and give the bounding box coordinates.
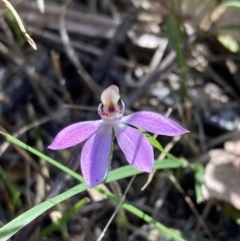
[114,124,153,172]
[122,111,189,136]
[48,120,102,150]
[81,124,112,187]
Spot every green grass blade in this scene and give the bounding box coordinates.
[3,133,84,183]
[221,1,240,8]
[146,134,186,162]
[194,166,205,203]
[165,14,189,100]
[0,183,88,241]
[0,181,187,241]
[0,133,188,241]
[106,159,186,183]
[2,133,187,184]
[5,12,26,47]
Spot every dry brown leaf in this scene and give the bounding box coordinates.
[224,140,240,155]
[87,183,109,202]
[202,145,240,210]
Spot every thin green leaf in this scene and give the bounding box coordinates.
[165,14,189,100]
[0,182,187,241]
[0,183,88,241]
[3,133,84,183]
[2,133,187,184]
[221,1,240,8]
[194,167,205,203]
[146,134,188,169]
[5,12,26,46]
[106,159,186,183]
[146,134,184,162]
[0,133,188,241]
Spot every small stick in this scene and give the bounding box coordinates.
[97,176,136,241]
[168,174,215,240]
[141,135,181,191]
[59,7,102,100]
[1,0,37,49]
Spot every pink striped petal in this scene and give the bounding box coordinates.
[81,124,112,187]
[114,124,153,172]
[122,111,188,136]
[48,120,102,150]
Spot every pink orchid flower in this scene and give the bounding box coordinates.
[48,85,188,187]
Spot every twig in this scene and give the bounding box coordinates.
[126,38,168,87]
[126,50,176,108]
[194,200,214,233]
[92,7,137,84]
[193,110,206,152]
[207,130,240,149]
[0,41,59,113]
[0,111,65,154]
[31,27,146,70]
[152,174,172,219]
[176,102,199,155]
[97,176,136,241]
[59,6,102,100]
[126,33,196,108]
[0,0,37,49]
[205,66,238,99]
[168,174,215,240]
[0,125,51,185]
[50,50,75,106]
[141,135,181,190]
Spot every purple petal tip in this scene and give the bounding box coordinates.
[81,124,112,188]
[48,143,56,150]
[179,127,190,135]
[47,120,102,150]
[122,111,190,137]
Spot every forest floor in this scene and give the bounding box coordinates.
[1,0,240,241]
